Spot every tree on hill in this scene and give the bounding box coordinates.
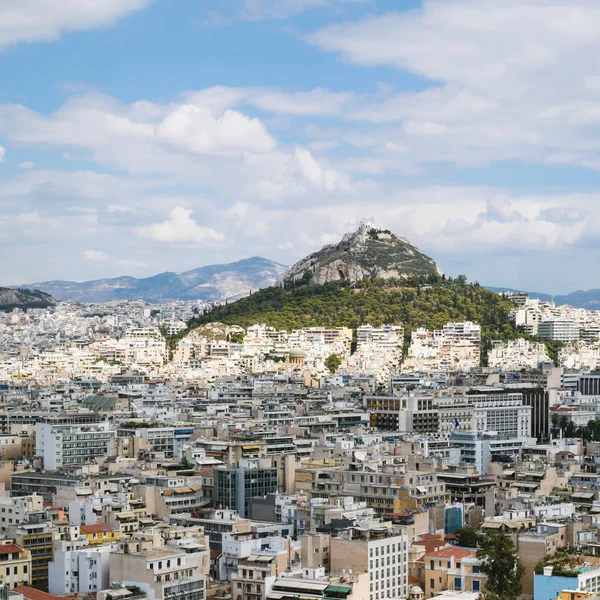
[324,354,342,374]
[476,531,524,600]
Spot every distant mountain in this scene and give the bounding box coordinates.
[0,288,56,312]
[285,223,442,285]
[486,286,600,310]
[18,257,287,303]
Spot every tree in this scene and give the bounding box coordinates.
[456,526,479,548]
[476,532,524,600]
[324,354,342,374]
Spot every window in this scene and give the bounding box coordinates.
[472,580,480,592]
[454,577,461,590]
[472,565,480,574]
[430,579,434,589]
[430,560,434,570]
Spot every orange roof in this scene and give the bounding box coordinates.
[0,544,22,555]
[81,523,112,534]
[14,587,77,600]
[413,538,447,553]
[425,547,476,560]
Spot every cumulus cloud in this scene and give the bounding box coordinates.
[0,146,5,162]
[0,0,151,50]
[136,207,226,246]
[83,250,108,262]
[156,104,276,154]
[18,161,34,170]
[303,1,600,169]
[294,147,348,190]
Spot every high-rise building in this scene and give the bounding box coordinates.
[213,459,278,518]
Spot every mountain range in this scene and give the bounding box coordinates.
[17,257,287,304]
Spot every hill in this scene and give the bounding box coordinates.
[0,288,56,312]
[286,223,441,285]
[186,275,518,346]
[17,257,287,303]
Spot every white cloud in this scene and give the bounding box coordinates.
[156,104,276,154]
[0,146,5,162]
[108,204,134,213]
[83,250,108,262]
[294,147,348,190]
[303,1,600,169]
[136,207,226,246]
[118,257,148,268]
[18,161,34,169]
[0,0,151,50]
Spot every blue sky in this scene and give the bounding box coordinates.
[1,0,600,294]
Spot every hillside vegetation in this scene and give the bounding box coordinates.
[186,275,519,347]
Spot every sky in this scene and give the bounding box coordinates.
[2,0,600,294]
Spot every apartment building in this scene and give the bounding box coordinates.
[213,459,278,518]
[330,525,409,600]
[36,419,116,470]
[49,542,113,595]
[422,548,486,597]
[538,320,579,343]
[0,541,32,589]
[110,542,206,600]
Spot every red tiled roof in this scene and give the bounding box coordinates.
[408,575,420,585]
[425,547,476,560]
[14,587,77,600]
[0,544,22,555]
[413,538,447,554]
[81,523,112,534]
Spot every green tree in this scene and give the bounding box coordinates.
[324,354,342,374]
[476,532,524,600]
[456,526,479,548]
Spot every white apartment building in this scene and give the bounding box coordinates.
[469,394,532,439]
[538,319,580,343]
[36,421,117,470]
[0,494,44,535]
[49,543,113,595]
[357,324,404,348]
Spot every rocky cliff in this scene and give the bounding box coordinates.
[0,288,56,312]
[285,223,441,285]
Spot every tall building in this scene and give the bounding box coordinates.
[330,526,409,600]
[213,459,278,518]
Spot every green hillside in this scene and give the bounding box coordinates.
[185,275,519,349]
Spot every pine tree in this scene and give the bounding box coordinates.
[476,532,524,600]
